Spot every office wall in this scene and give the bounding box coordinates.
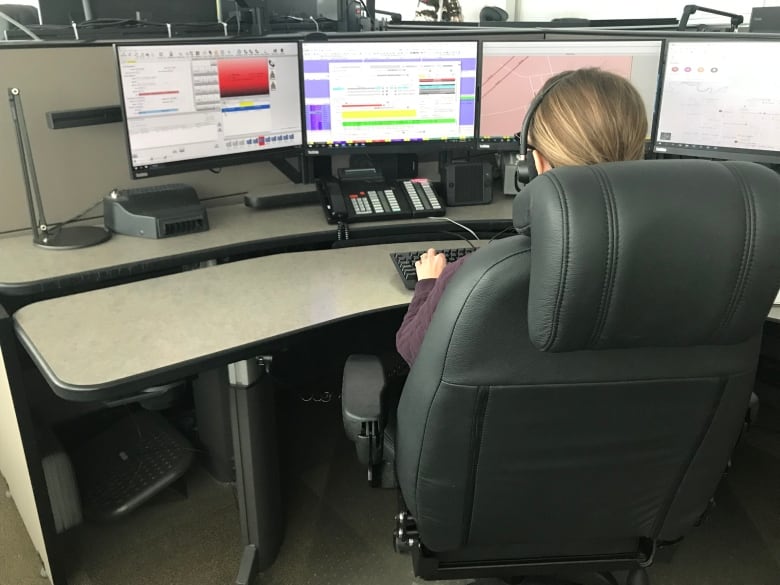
[0,348,51,583]
[0,45,296,234]
[514,0,767,23]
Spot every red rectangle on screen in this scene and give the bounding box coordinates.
[218,58,269,98]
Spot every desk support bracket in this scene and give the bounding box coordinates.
[228,357,282,585]
[270,155,303,184]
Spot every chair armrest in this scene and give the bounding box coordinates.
[341,354,387,473]
[342,354,387,439]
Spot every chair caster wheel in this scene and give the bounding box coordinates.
[393,530,412,554]
[626,568,649,585]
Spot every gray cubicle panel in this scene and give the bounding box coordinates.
[541,28,780,41]
[5,27,776,235]
[0,44,301,235]
[0,305,63,584]
[0,26,549,237]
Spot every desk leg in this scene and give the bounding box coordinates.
[228,358,282,585]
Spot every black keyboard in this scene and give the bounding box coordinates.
[390,247,476,290]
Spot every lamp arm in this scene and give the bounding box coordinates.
[8,88,49,240]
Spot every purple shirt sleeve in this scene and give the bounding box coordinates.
[395,255,469,366]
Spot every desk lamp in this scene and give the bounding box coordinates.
[8,87,111,250]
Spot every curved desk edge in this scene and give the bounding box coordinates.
[12,241,461,402]
[13,304,408,402]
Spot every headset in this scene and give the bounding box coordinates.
[514,71,577,191]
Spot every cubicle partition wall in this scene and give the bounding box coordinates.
[0,45,297,235]
[0,30,549,235]
[5,28,777,234]
[0,306,62,584]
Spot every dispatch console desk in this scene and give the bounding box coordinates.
[10,239,475,583]
[0,197,512,585]
[0,198,513,301]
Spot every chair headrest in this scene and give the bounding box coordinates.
[512,189,531,235]
[523,160,780,352]
[479,6,509,21]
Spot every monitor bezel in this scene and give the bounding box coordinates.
[114,39,304,180]
[475,38,666,153]
[652,39,780,165]
[299,38,480,155]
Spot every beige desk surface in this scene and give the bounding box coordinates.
[769,306,780,324]
[13,240,474,399]
[0,198,513,293]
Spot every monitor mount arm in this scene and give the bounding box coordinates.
[7,87,110,249]
[375,9,402,22]
[678,4,743,31]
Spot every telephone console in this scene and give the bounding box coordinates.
[318,168,445,224]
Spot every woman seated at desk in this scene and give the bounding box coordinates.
[397,67,649,366]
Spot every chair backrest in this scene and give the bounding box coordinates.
[395,160,780,558]
[0,5,40,33]
[479,6,508,22]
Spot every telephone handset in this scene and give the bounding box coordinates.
[318,169,444,224]
[321,180,350,220]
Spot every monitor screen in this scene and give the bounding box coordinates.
[654,40,780,164]
[301,40,478,153]
[116,41,302,179]
[477,40,664,151]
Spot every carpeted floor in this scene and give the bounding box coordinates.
[4,371,780,585]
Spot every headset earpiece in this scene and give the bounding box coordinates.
[514,153,537,191]
[514,71,574,188]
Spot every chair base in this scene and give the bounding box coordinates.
[409,538,653,585]
[513,569,649,585]
[626,568,650,585]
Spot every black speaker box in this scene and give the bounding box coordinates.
[445,162,493,206]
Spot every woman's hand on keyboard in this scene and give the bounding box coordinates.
[415,248,447,280]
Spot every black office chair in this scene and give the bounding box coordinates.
[479,6,509,22]
[0,4,38,21]
[341,159,780,584]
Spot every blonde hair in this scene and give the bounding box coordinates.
[529,68,648,168]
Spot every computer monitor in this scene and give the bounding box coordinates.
[116,41,303,179]
[301,40,478,153]
[477,40,664,151]
[654,40,780,165]
[749,7,780,32]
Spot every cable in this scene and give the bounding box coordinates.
[357,0,371,18]
[429,216,479,241]
[488,224,517,242]
[441,230,477,249]
[0,226,33,237]
[337,221,350,241]
[0,10,43,41]
[44,199,104,237]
